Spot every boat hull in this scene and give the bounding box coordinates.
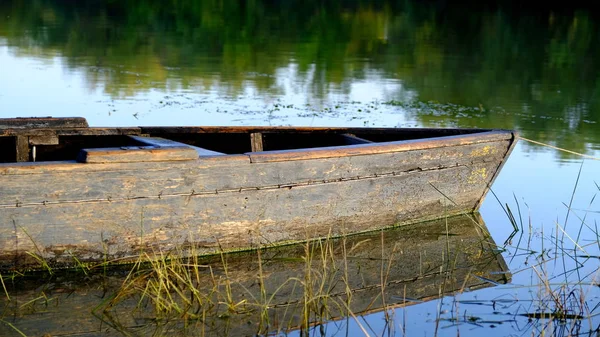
[0,125,517,270]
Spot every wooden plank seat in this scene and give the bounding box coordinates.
[76,135,225,163]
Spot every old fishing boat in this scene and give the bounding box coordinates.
[0,117,518,270]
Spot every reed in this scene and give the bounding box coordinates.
[95,227,413,336]
[1,209,531,336]
[0,272,9,302]
[1,210,511,336]
[464,149,600,336]
[0,318,27,337]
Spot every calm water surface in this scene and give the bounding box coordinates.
[1,1,599,336]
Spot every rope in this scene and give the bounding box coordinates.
[518,136,600,161]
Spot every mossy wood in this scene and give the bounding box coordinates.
[0,117,518,270]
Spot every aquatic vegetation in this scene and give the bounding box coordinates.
[0,214,508,336]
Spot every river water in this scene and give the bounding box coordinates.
[1,1,599,336]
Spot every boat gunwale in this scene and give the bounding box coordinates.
[0,128,516,174]
[247,130,514,163]
[138,125,495,134]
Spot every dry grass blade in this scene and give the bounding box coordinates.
[0,319,27,337]
[0,272,9,301]
[17,224,53,275]
[554,221,588,255]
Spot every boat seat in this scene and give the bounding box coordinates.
[76,136,225,163]
[130,136,226,157]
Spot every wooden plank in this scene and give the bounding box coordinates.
[250,132,263,152]
[0,117,89,129]
[141,125,496,136]
[77,146,199,163]
[0,127,143,137]
[15,136,29,162]
[130,135,225,156]
[0,160,503,270]
[54,127,142,136]
[0,154,250,175]
[248,131,514,163]
[28,134,59,145]
[0,140,511,206]
[0,125,503,140]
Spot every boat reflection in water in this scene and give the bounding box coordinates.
[0,214,510,336]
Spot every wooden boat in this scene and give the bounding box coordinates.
[0,215,510,336]
[0,117,518,270]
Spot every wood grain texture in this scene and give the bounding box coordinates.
[0,127,142,137]
[250,132,264,152]
[0,125,517,270]
[15,136,29,162]
[0,117,89,129]
[0,125,495,138]
[28,134,60,145]
[77,146,199,163]
[130,135,226,156]
[0,159,504,270]
[0,140,510,206]
[248,131,512,162]
[140,125,495,135]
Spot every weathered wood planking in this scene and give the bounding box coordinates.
[248,131,510,162]
[0,119,517,270]
[0,124,487,138]
[0,127,142,137]
[0,117,89,129]
[1,160,503,269]
[77,146,199,163]
[0,140,510,206]
[0,215,509,337]
[130,135,226,156]
[15,135,29,162]
[140,125,491,136]
[250,132,264,152]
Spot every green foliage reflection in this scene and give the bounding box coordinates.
[0,0,598,156]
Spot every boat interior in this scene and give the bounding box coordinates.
[0,117,489,163]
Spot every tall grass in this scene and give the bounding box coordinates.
[97,233,365,336]
[0,213,512,336]
[467,143,600,336]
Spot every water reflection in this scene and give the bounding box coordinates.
[1,2,600,336]
[0,214,509,336]
[0,1,599,159]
